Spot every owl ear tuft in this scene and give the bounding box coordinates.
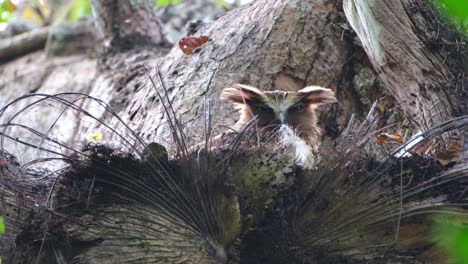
[220,84,264,104]
[298,86,337,105]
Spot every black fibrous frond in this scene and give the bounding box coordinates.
[291,115,467,263]
[1,72,467,264]
[0,69,253,263]
[237,100,467,263]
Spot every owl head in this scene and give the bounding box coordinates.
[220,84,337,144]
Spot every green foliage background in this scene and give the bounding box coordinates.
[1,1,464,33]
[431,216,468,264]
[154,0,181,8]
[0,0,15,23]
[69,0,91,22]
[0,216,3,263]
[0,216,4,234]
[431,0,468,34]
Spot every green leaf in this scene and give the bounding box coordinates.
[154,0,181,8]
[215,0,229,8]
[87,131,103,142]
[431,0,468,34]
[69,0,91,22]
[431,215,468,264]
[0,217,4,235]
[0,0,15,23]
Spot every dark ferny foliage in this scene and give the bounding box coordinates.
[0,69,467,263]
[241,113,468,263]
[0,69,252,263]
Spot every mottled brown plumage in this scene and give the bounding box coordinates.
[221,84,337,167]
[220,84,337,147]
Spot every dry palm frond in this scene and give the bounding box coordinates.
[240,113,467,263]
[0,69,467,264]
[0,69,259,264]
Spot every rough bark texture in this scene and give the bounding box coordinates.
[0,53,97,104]
[90,0,170,50]
[45,19,98,56]
[343,0,468,132]
[99,0,383,149]
[2,0,390,153]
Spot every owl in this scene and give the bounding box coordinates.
[220,84,337,167]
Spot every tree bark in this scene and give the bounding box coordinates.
[343,0,468,131]
[90,0,170,51]
[90,0,378,149]
[0,26,49,62]
[0,0,390,150]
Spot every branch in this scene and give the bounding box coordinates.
[0,27,49,62]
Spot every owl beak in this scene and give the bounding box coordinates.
[275,113,285,125]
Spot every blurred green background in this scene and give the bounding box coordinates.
[431,0,468,34]
[431,215,468,264]
[0,0,248,26]
[1,0,466,32]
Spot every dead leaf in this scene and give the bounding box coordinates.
[178,36,209,55]
[435,139,462,166]
[376,133,404,145]
[408,139,433,156]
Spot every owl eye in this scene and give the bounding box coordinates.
[254,104,272,112]
[290,103,304,112]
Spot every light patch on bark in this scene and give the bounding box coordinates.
[343,0,457,132]
[344,0,384,65]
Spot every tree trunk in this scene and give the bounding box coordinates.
[343,0,467,131]
[90,0,170,50]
